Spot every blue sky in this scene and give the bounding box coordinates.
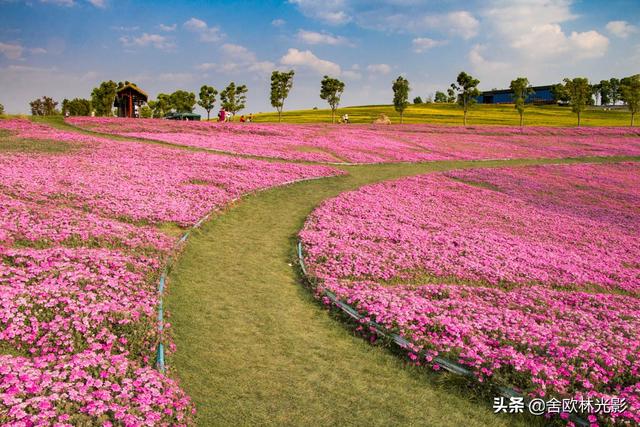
[1,0,639,114]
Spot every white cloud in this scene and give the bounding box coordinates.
[366,63,391,75]
[468,44,509,72]
[424,11,479,40]
[119,33,175,50]
[29,47,47,54]
[0,42,24,60]
[342,70,362,80]
[159,23,177,32]
[297,29,350,46]
[183,17,223,42]
[280,48,341,75]
[606,20,637,38]
[197,43,275,76]
[412,37,446,53]
[271,18,286,27]
[480,0,608,62]
[288,0,351,25]
[87,0,106,7]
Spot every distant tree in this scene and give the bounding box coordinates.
[91,80,118,117]
[0,103,4,115]
[29,96,58,116]
[551,84,570,103]
[434,91,447,103]
[270,70,295,122]
[319,75,345,123]
[220,82,248,119]
[562,77,591,127]
[446,87,456,103]
[413,96,423,104]
[451,71,480,126]
[62,98,92,116]
[149,93,172,117]
[620,74,640,126]
[598,80,612,105]
[425,94,433,103]
[392,76,410,123]
[609,78,621,105]
[139,105,153,118]
[510,77,535,127]
[170,90,196,113]
[198,85,218,120]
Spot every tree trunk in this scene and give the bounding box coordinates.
[207,110,210,121]
[400,111,403,124]
[463,110,467,126]
[632,112,635,127]
[519,112,524,127]
[278,110,282,123]
[577,112,581,127]
[331,109,335,124]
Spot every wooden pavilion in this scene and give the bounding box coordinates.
[114,83,148,118]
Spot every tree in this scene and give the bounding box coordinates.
[413,96,423,104]
[270,70,295,122]
[62,98,92,116]
[29,96,58,116]
[0,103,4,115]
[562,77,591,127]
[220,82,248,120]
[434,91,447,103]
[620,74,640,126]
[446,87,456,103]
[392,76,410,123]
[319,75,345,123]
[451,71,480,126]
[91,80,118,117]
[609,78,621,105]
[170,90,196,113]
[510,77,534,127]
[596,80,612,105]
[149,93,172,117]
[198,85,218,120]
[139,105,153,118]
[551,84,570,103]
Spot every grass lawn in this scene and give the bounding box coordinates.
[252,103,636,127]
[166,155,638,427]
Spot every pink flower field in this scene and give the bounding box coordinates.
[299,162,640,425]
[0,119,340,425]
[68,117,640,164]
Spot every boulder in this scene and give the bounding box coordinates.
[372,113,391,125]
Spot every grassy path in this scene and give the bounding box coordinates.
[166,156,637,426]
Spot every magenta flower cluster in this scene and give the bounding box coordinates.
[68,117,640,164]
[0,119,341,424]
[300,162,640,425]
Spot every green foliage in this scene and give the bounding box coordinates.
[620,74,640,126]
[509,77,534,127]
[270,70,295,122]
[551,84,570,103]
[91,80,118,117]
[139,105,152,118]
[149,94,172,117]
[29,96,59,116]
[451,71,480,125]
[198,85,218,120]
[0,103,4,115]
[609,78,621,104]
[562,77,592,126]
[319,75,345,123]
[597,80,612,105]
[392,76,410,123]
[413,96,423,104]
[220,82,248,119]
[434,91,447,103]
[446,87,456,103]
[170,90,197,114]
[61,98,92,116]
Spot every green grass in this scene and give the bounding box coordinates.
[0,137,73,154]
[166,155,638,427]
[253,103,637,127]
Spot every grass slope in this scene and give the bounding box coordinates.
[253,103,636,127]
[166,156,637,427]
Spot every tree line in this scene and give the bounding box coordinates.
[16,71,640,126]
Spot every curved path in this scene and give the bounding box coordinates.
[166,156,637,426]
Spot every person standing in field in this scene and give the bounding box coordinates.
[218,108,226,122]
